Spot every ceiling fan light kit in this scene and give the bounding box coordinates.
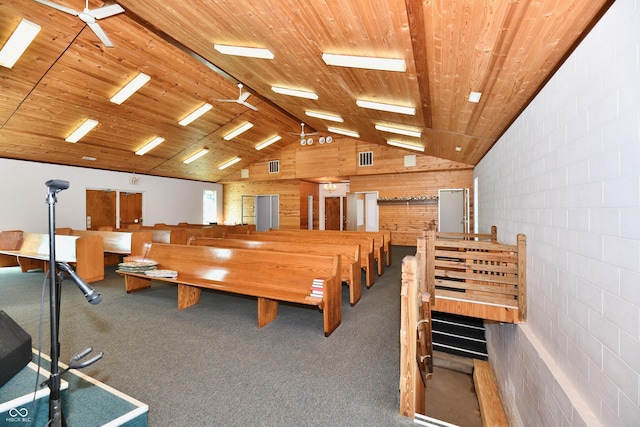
[0,18,41,69]
[110,73,151,105]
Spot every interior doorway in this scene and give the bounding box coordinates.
[255,194,279,231]
[86,189,143,230]
[438,188,469,233]
[346,191,378,231]
[324,197,341,230]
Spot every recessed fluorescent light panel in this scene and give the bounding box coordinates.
[214,44,274,59]
[356,100,415,115]
[224,122,254,141]
[218,157,241,170]
[387,140,425,152]
[255,135,281,151]
[305,111,343,123]
[375,124,421,138]
[135,137,164,156]
[0,19,41,69]
[110,73,151,105]
[183,148,209,164]
[327,127,360,138]
[82,156,97,161]
[271,86,318,100]
[179,103,213,126]
[65,119,98,143]
[322,53,406,72]
[468,91,482,103]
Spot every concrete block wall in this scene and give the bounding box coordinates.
[474,0,640,425]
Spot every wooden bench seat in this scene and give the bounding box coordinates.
[188,236,362,306]
[0,230,104,282]
[118,243,342,336]
[226,231,376,287]
[263,229,387,276]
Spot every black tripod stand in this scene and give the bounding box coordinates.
[44,179,103,427]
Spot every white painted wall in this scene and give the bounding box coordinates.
[474,1,639,426]
[0,159,223,232]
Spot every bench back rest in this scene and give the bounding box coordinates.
[265,229,385,249]
[188,236,359,265]
[229,232,374,254]
[58,229,152,255]
[150,229,187,245]
[19,233,81,262]
[142,243,339,289]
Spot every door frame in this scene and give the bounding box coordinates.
[86,188,146,229]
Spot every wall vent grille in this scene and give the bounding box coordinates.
[359,151,373,167]
[268,160,280,174]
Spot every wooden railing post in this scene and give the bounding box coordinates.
[425,229,436,303]
[517,234,527,321]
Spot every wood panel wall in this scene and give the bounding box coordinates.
[222,139,474,245]
[350,170,474,246]
[223,180,302,229]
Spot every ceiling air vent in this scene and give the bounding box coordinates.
[268,160,280,174]
[359,151,373,167]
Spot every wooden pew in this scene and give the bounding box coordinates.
[225,232,376,288]
[56,229,153,265]
[118,243,341,336]
[188,236,362,306]
[0,231,104,282]
[264,229,387,275]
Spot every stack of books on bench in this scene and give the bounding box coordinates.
[310,278,325,299]
[117,261,157,273]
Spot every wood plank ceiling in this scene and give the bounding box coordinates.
[0,0,612,183]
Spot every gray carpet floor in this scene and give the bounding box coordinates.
[1,246,420,426]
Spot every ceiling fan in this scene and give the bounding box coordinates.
[34,0,124,47]
[216,83,258,111]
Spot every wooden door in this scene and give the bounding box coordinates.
[119,192,143,228]
[325,197,341,230]
[346,193,365,231]
[86,189,116,230]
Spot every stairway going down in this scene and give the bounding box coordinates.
[431,312,488,360]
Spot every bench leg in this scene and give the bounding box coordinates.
[257,297,278,328]
[178,284,201,310]
[125,275,152,293]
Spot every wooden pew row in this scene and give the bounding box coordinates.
[262,229,388,275]
[224,232,376,288]
[56,229,152,265]
[118,243,342,336]
[188,236,362,306]
[0,230,104,282]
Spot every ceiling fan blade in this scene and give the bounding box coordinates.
[33,0,79,16]
[87,21,114,47]
[239,92,251,102]
[241,102,258,111]
[89,4,125,20]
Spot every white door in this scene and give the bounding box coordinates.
[438,189,469,233]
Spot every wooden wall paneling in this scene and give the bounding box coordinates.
[350,170,473,246]
[223,180,301,228]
